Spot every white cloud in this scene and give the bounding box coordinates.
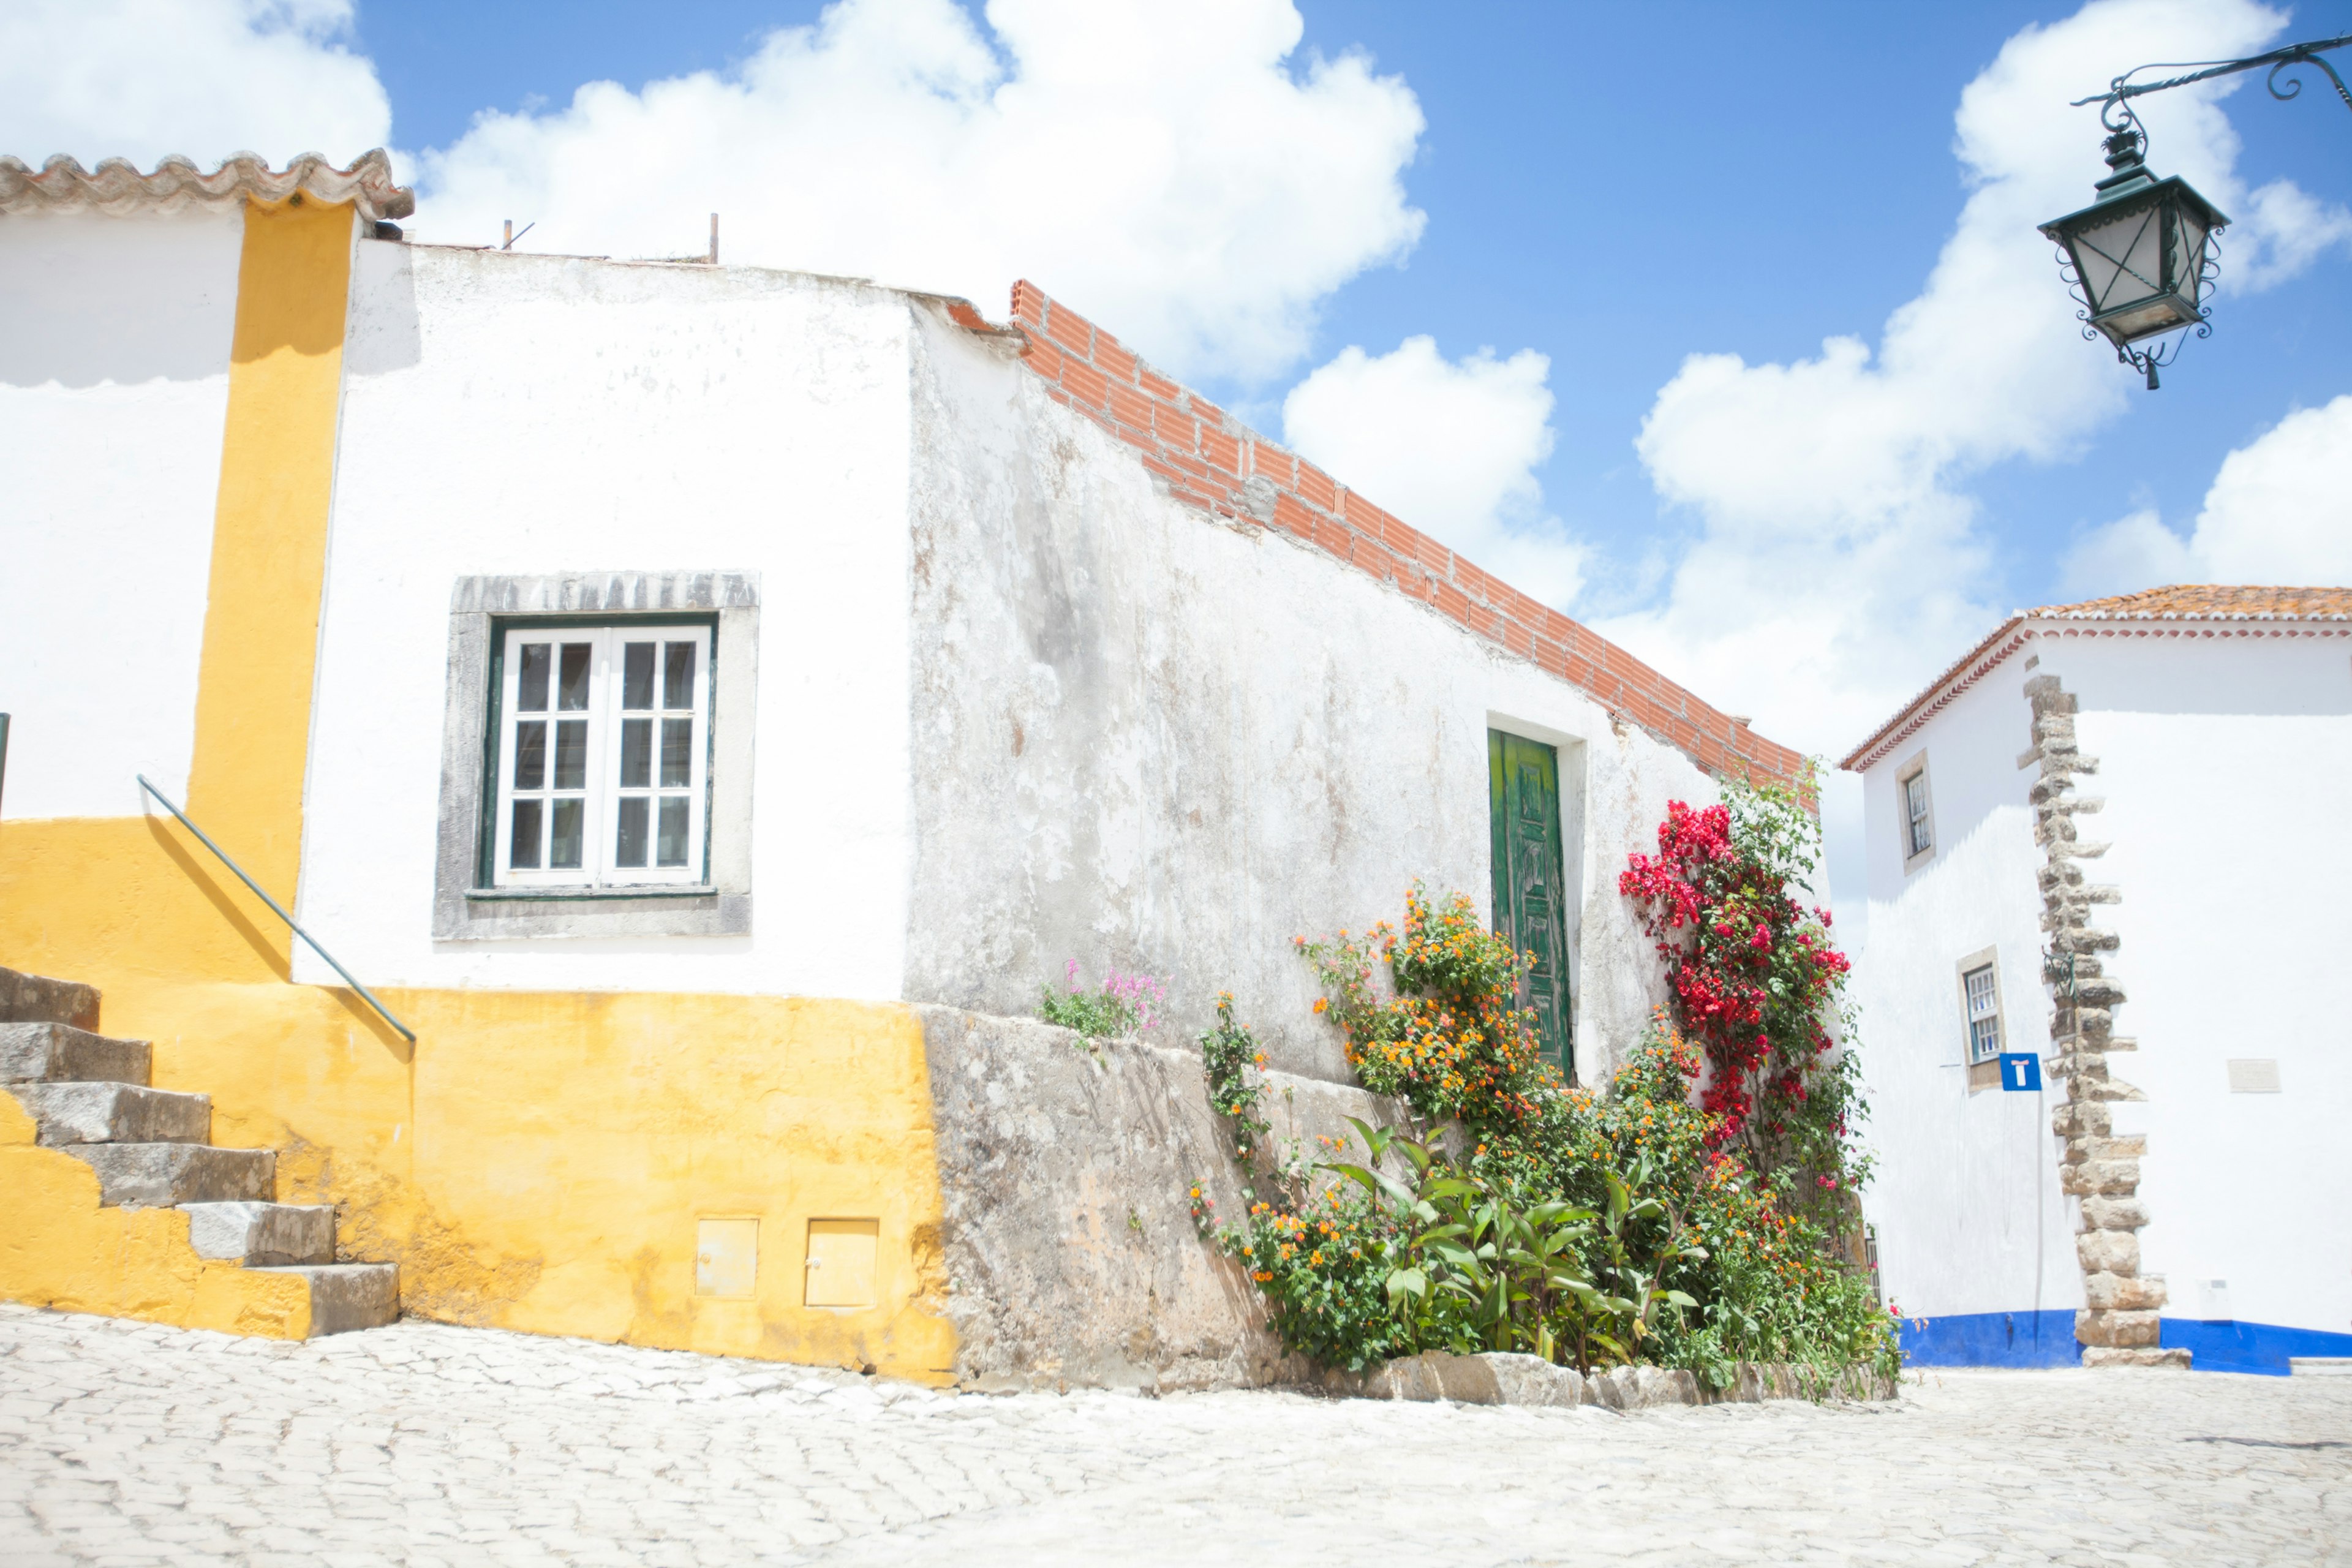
[1280,336,1585,606]
[414,0,1426,382]
[2232,179,2352,291]
[2062,394,2352,594]
[0,0,390,172]
[1591,0,2317,767]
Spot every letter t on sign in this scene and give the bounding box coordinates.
[1999,1052,2042,1092]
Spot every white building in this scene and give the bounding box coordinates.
[1,151,1803,1382]
[1842,586,2352,1373]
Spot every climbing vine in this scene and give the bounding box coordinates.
[1618,772,1867,1224]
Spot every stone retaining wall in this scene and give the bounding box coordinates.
[1322,1351,1898,1409]
[918,1005,1411,1393]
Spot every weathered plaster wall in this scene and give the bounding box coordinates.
[902,308,1708,1085]
[1854,665,2078,1330]
[303,241,918,999]
[0,207,241,817]
[2048,634,2352,1348]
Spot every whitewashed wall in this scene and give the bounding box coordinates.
[2046,633,2352,1342]
[1854,663,2078,1322]
[298,243,916,998]
[0,208,241,818]
[901,310,1710,1083]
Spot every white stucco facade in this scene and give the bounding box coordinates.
[300,243,920,1000]
[5,222,1780,1085]
[1850,665,2076,1337]
[1849,608,2352,1371]
[0,208,241,817]
[902,309,1707,1080]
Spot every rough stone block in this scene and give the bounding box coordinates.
[249,1263,399,1335]
[0,1023,150,1087]
[0,967,100,1030]
[2081,1346,2190,1369]
[1458,1352,1589,1408]
[9,1082,209,1145]
[181,1201,336,1265]
[2076,1309,2161,1348]
[2078,1196,2149,1232]
[2084,1273,2167,1311]
[2076,1230,2140,1275]
[2062,1159,2141,1197]
[2051,1102,2110,1139]
[1589,1364,1701,1411]
[62,1143,273,1207]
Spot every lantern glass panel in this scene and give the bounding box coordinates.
[2073,203,2164,316]
[2174,206,2209,303]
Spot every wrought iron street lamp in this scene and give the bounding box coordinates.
[2041,31,2352,389]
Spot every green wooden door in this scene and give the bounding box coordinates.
[1488,730,1573,1076]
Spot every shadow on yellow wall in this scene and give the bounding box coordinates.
[2,817,957,1383]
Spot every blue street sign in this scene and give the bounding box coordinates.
[1999,1052,2042,1092]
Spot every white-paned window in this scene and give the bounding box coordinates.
[1962,962,2002,1063]
[1904,771,1932,857]
[492,624,712,889]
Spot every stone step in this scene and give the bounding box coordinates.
[249,1263,399,1336]
[0,1022,151,1087]
[62,1142,273,1207]
[9,1082,210,1146]
[181,1201,336,1266]
[0,967,100,1030]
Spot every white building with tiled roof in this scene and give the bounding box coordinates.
[1,151,1803,1379]
[1840,586,2352,1374]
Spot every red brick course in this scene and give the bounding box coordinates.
[990,282,1807,788]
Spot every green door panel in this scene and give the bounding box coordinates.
[1488,729,1573,1076]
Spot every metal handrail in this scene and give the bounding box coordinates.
[137,774,416,1044]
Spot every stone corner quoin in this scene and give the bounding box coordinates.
[2026,673,2187,1371]
[997,280,1807,794]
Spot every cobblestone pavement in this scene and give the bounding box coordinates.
[2,1304,2346,1566]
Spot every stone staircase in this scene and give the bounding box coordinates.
[1,965,397,1336]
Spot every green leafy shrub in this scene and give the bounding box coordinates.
[1193,867,1899,1387]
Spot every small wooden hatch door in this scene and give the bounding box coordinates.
[1488,729,1572,1076]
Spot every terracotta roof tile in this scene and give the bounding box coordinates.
[2022,584,2352,620]
[0,149,414,222]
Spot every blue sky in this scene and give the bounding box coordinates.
[341,0,2352,627]
[9,0,2351,919]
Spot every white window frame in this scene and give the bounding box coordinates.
[1956,949,2005,1066]
[491,622,713,891]
[1896,751,1936,872]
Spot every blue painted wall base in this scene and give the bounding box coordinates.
[2160,1317,2352,1376]
[1900,1310,2079,1368]
[1898,1311,2352,1374]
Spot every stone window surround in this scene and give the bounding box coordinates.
[433,572,758,941]
[1955,945,2005,1094]
[1896,750,1936,874]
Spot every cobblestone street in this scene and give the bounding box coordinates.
[1,1304,2345,1566]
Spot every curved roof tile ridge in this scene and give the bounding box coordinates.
[2021,584,2352,621]
[0,149,415,222]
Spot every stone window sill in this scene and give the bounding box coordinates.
[466,886,719,902]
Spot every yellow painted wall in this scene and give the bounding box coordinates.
[0,196,959,1383]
